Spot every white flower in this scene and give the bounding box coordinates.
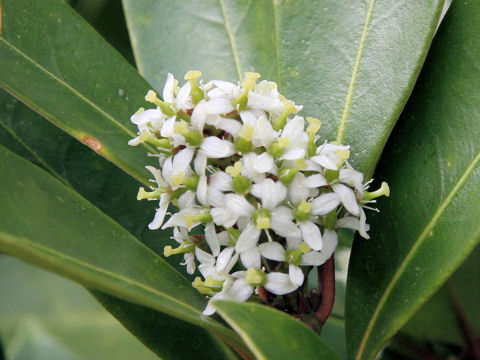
[200,137,235,158]
[130,71,389,315]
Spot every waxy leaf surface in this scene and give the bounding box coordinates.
[214,301,340,360]
[0,145,247,355]
[346,2,480,358]
[123,0,444,174]
[0,89,237,359]
[0,0,155,185]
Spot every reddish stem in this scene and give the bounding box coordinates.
[258,286,270,302]
[315,255,335,324]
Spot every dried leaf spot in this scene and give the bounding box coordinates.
[82,135,102,152]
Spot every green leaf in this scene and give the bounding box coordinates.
[346,1,480,358]
[0,0,155,185]
[214,301,340,360]
[0,90,236,360]
[91,292,237,360]
[399,244,480,346]
[0,256,157,360]
[123,0,444,173]
[0,145,247,354]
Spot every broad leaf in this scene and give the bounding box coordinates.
[0,257,157,360]
[0,0,155,185]
[0,90,235,359]
[346,2,480,359]
[91,292,237,360]
[399,244,480,347]
[123,0,444,174]
[214,301,340,360]
[0,145,248,355]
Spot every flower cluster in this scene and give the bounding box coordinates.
[129,71,389,315]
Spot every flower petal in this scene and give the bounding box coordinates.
[299,221,322,251]
[240,247,261,269]
[205,222,220,257]
[259,242,286,261]
[265,272,298,295]
[311,192,341,215]
[332,183,360,216]
[148,193,169,230]
[303,174,328,188]
[201,137,235,158]
[235,223,261,253]
[289,264,304,287]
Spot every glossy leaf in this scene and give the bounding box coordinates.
[399,244,480,346]
[346,2,480,359]
[123,0,444,174]
[91,292,237,360]
[0,90,235,359]
[0,257,157,360]
[214,301,340,360]
[0,0,156,185]
[0,145,247,354]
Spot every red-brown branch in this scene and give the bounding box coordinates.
[315,255,335,324]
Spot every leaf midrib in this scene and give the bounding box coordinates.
[336,0,376,144]
[355,150,480,359]
[219,0,242,81]
[0,230,236,337]
[0,37,156,155]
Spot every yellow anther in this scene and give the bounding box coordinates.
[173,79,179,96]
[163,246,174,257]
[136,187,162,201]
[192,277,216,296]
[336,149,350,164]
[242,72,261,90]
[239,124,255,141]
[295,159,308,170]
[145,90,159,104]
[306,117,322,136]
[204,276,225,289]
[363,182,390,200]
[172,172,185,188]
[134,107,145,115]
[298,242,311,254]
[226,161,242,177]
[185,213,195,228]
[283,99,298,114]
[145,90,176,116]
[184,70,204,104]
[256,216,271,229]
[298,201,312,214]
[184,70,202,80]
[174,121,189,135]
[278,137,291,147]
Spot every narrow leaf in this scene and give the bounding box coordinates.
[400,244,480,347]
[123,0,444,173]
[346,2,480,359]
[214,301,340,360]
[0,0,155,185]
[0,90,236,359]
[0,145,246,353]
[0,257,157,360]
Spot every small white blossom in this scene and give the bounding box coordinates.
[129,71,389,316]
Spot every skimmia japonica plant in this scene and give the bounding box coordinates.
[129,71,389,325]
[1,0,479,359]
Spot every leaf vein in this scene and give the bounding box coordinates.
[336,0,376,143]
[0,37,155,154]
[356,149,480,359]
[218,0,242,81]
